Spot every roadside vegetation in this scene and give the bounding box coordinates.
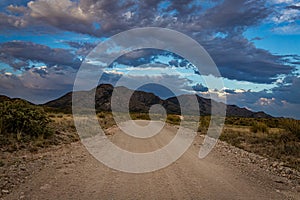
[0,100,78,152]
[1,101,300,171]
[0,100,55,152]
[220,117,300,171]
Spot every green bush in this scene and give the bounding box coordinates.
[0,100,52,140]
[250,122,269,133]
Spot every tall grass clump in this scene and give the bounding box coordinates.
[283,119,300,139]
[250,122,269,133]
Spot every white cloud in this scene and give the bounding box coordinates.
[273,24,300,34]
[234,89,246,93]
[272,0,295,4]
[28,0,89,21]
[272,9,299,23]
[103,69,124,75]
[257,97,276,106]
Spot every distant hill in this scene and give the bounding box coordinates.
[43,84,272,118]
[0,95,33,105]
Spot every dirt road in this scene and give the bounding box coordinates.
[3,120,300,199]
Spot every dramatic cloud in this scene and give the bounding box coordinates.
[212,76,300,118]
[0,65,76,103]
[201,36,295,83]
[272,76,300,104]
[0,0,272,36]
[64,41,97,56]
[27,0,98,35]
[287,5,300,10]
[0,0,299,118]
[0,0,296,84]
[200,0,270,34]
[192,83,209,92]
[0,13,27,31]
[0,41,81,70]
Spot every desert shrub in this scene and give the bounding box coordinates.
[237,118,252,126]
[130,113,150,120]
[250,122,269,133]
[283,119,300,139]
[225,117,280,128]
[264,118,280,128]
[96,112,116,129]
[0,100,52,140]
[225,117,252,126]
[224,117,234,125]
[48,114,55,118]
[219,130,245,147]
[167,115,181,125]
[197,116,211,132]
[97,112,106,118]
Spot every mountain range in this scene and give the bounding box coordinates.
[42,84,272,118]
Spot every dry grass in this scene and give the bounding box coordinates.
[220,126,300,171]
[97,112,116,129]
[282,118,300,139]
[130,113,150,121]
[250,122,269,133]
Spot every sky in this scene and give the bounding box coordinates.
[0,0,299,119]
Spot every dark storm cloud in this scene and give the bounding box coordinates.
[192,83,209,92]
[200,0,270,34]
[76,0,294,83]
[0,0,296,84]
[3,0,270,37]
[0,41,81,69]
[272,76,300,104]
[64,41,97,56]
[250,37,263,41]
[287,5,300,10]
[201,36,294,83]
[110,49,168,68]
[168,60,180,67]
[162,0,202,17]
[32,67,48,78]
[65,41,94,49]
[224,89,237,94]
